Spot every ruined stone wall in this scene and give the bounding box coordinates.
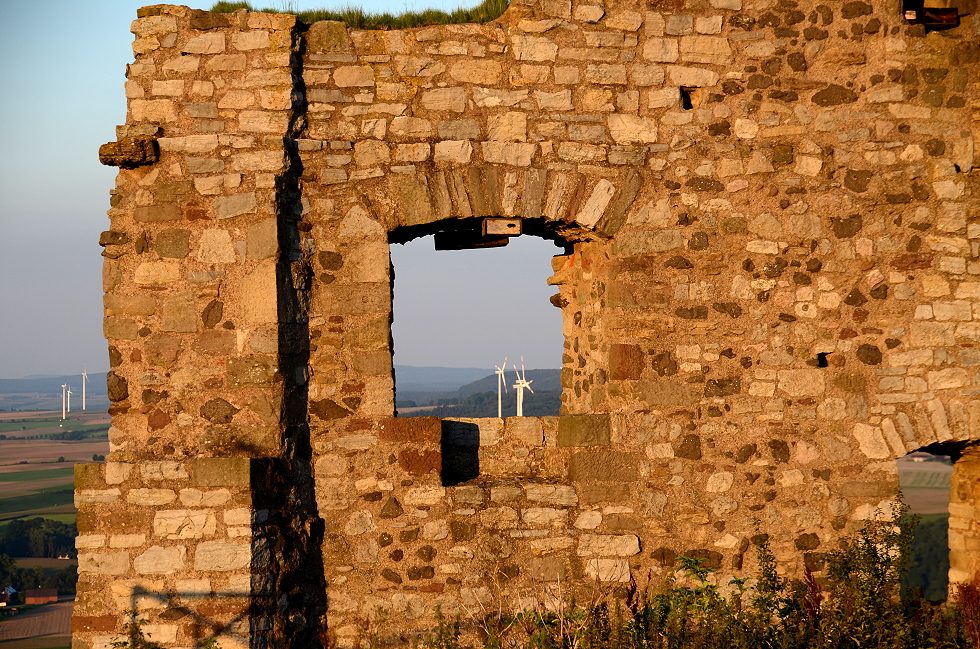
[77,0,980,646]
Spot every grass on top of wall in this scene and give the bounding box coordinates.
[209,0,509,29]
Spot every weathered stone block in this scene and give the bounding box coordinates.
[557,414,610,447]
[190,458,250,487]
[569,451,639,481]
[378,417,441,443]
[134,545,186,574]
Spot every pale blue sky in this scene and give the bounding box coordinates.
[0,0,562,379]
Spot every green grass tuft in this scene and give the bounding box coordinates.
[209,0,509,29]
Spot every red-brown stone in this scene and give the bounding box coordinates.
[608,343,644,380]
[72,616,117,633]
[397,449,441,475]
[147,408,171,430]
[378,417,441,443]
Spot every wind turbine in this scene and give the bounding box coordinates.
[66,385,72,414]
[61,384,67,420]
[512,358,534,417]
[494,358,508,418]
[82,366,88,411]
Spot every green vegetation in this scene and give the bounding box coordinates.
[210,0,508,30]
[401,389,561,418]
[905,514,950,602]
[0,468,74,483]
[0,553,77,597]
[0,490,74,515]
[0,518,77,559]
[110,613,223,649]
[0,418,62,433]
[417,505,975,649]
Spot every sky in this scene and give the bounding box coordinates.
[0,0,562,379]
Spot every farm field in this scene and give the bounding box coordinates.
[898,455,952,515]
[0,411,109,528]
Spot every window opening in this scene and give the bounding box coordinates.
[899,446,955,602]
[389,221,566,419]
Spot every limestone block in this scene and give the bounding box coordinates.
[130,99,178,122]
[482,142,536,166]
[103,317,138,341]
[679,36,732,65]
[198,229,238,263]
[488,112,527,141]
[75,489,122,506]
[306,20,350,53]
[158,134,219,154]
[76,535,106,550]
[420,88,466,113]
[607,10,643,30]
[575,180,616,228]
[575,511,602,529]
[232,31,270,51]
[404,487,446,507]
[127,489,177,506]
[705,472,734,493]
[194,541,250,571]
[643,38,679,62]
[191,458,250,487]
[151,80,184,96]
[154,510,218,539]
[534,90,573,111]
[511,35,558,61]
[134,546,186,574]
[522,508,567,526]
[218,90,256,109]
[239,111,288,133]
[631,64,665,86]
[575,5,605,22]
[215,193,257,219]
[577,534,640,556]
[232,150,284,172]
[131,15,178,36]
[390,116,434,139]
[183,33,225,54]
[179,488,232,507]
[240,262,278,324]
[78,551,130,575]
[473,88,529,107]
[434,140,472,163]
[695,16,723,34]
[607,114,658,144]
[354,140,390,166]
[448,60,501,85]
[853,423,890,459]
[395,143,429,162]
[247,219,277,260]
[334,66,375,87]
[110,534,147,548]
[206,55,247,71]
[524,483,578,505]
[666,65,719,86]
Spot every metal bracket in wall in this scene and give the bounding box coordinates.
[433,218,522,250]
[483,218,522,237]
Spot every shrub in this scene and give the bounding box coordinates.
[412,502,976,649]
[209,0,509,30]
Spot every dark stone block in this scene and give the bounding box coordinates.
[189,9,230,30]
[397,449,441,475]
[856,344,882,365]
[609,344,644,380]
[844,169,872,192]
[378,417,441,443]
[831,214,862,238]
[704,377,741,397]
[735,444,757,464]
[685,177,724,192]
[558,414,611,447]
[675,434,702,460]
[841,1,873,18]
[99,136,158,169]
[811,84,858,106]
[768,439,790,463]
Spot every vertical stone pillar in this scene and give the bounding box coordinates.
[949,446,980,587]
[85,6,326,648]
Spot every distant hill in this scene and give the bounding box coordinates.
[396,368,562,417]
[394,365,494,393]
[0,375,107,396]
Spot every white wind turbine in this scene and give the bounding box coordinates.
[66,385,73,414]
[494,357,508,418]
[61,384,67,420]
[82,366,88,411]
[512,358,534,417]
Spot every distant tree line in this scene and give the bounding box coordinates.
[0,518,77,559]
[0,553,77,598]
[903,515,950,602]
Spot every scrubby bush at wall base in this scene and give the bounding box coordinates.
[209,0,509,30]
[412,505,977,649]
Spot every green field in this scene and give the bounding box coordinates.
[0,491,74,515]
[0,418,62,433]
[0,468,74,483]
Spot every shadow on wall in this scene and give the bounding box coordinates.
[441,420,480,486]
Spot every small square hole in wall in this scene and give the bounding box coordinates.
[679,87,704,110]
[903,0,961,28]
[388,220,568,419]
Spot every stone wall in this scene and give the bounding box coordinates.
[79,0,980,646]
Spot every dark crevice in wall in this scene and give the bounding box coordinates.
[389,216,574,254]
[251,25,327,648]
